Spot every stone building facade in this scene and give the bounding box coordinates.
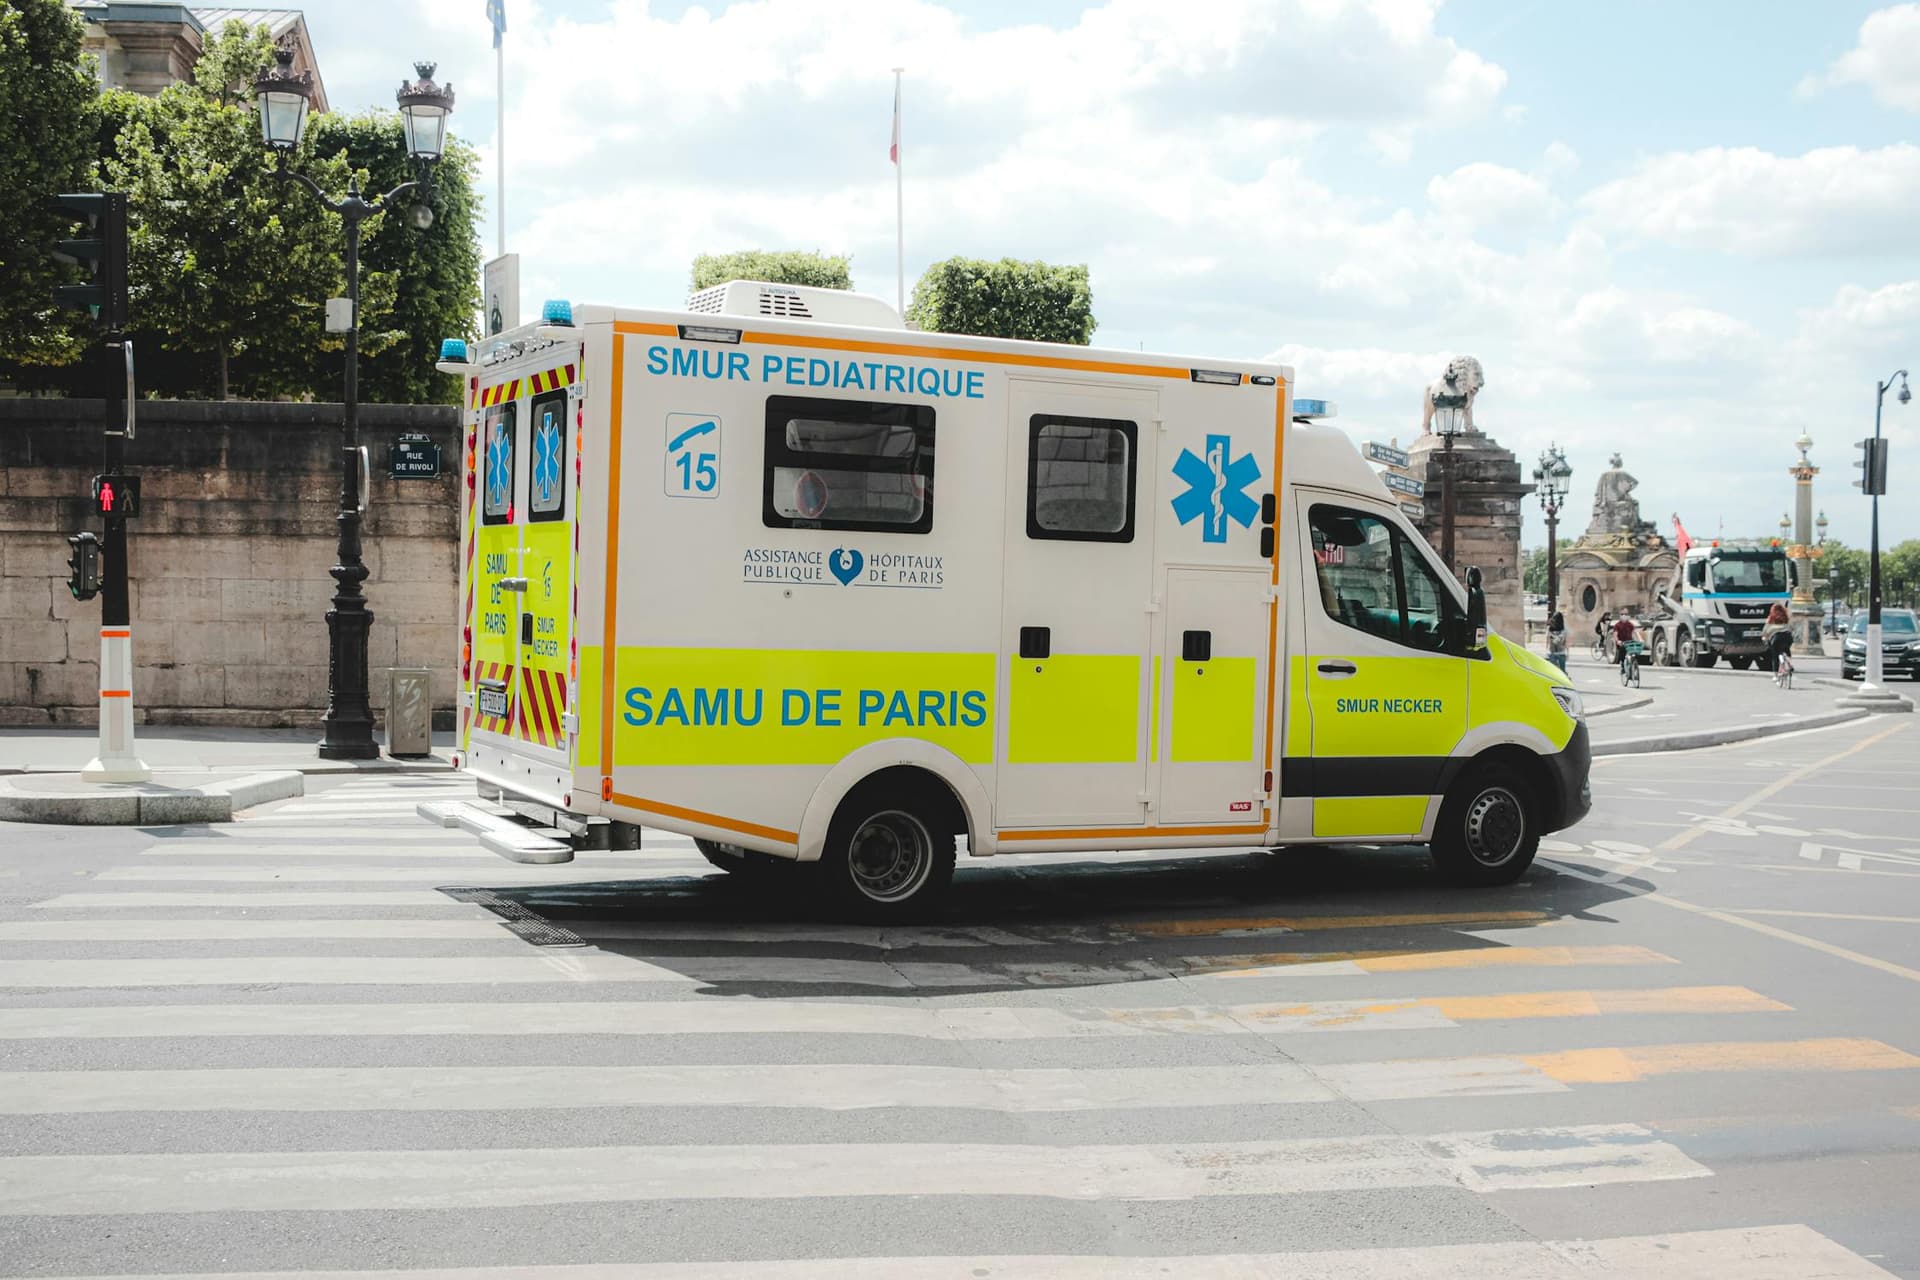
[1559,454,1677,639]
[1,399,455,727]
[68,3,327,108]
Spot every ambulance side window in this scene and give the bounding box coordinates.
[1310,507,1401,645]
[762,394,935,534]
[1026,415,1137,542]
[526,390,567,523]
[481,402,516,525]
[1310,504,1460,653]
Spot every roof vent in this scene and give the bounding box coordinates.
[681,280,904,330]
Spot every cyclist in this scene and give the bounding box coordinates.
[1595,610,1614,660]
[1613,611,1640,680]
[1763,601,1794,679]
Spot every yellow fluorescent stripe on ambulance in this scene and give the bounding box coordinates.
[610,648,995,767]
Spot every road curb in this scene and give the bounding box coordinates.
[1591,707,1871,756]
[0,770,305,825]
[1584,695,1654,719]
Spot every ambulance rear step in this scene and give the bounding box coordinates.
[415,797,577,865]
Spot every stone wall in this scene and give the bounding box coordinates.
[1,399,459,728]
[1405,429,1532,641]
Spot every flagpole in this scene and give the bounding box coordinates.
[496,37,506,258]
[893,66,904,316]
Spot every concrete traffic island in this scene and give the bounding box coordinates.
[0,770,303,825]
[1835,685,1917,713]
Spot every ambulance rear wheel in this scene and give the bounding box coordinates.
[820,781,957,919]
[1431,763,1538,886]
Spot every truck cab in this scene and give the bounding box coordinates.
[1654,542,1792,668]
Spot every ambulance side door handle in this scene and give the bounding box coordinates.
[1317,660,1358,678]
[1019,627,1051,660]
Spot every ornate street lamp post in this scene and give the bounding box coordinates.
[254,47,454,757]
[1531,444,1572,615]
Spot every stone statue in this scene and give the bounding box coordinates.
[1421,356,1485,435]
[1586,452,1649,539]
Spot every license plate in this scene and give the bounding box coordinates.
[478,688,508,720]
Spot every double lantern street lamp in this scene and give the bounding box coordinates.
[1859,369,1911,693]
[253,46,454,759]
[1531,445,1573,616]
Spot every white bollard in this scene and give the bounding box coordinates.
[81,625,151,783]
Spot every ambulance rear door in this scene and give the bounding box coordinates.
[996,380,1159,828]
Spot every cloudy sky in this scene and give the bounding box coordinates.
[304,0,1920,552]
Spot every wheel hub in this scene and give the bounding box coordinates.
[847,810,933,902]
[1464,788,1524,866]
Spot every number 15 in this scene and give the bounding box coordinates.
[675,450,717,493]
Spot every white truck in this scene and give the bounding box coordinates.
[1647,535,1792,669]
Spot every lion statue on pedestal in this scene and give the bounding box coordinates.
[1421,356,1485,435]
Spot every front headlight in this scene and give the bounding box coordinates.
[1550,685,1584,719]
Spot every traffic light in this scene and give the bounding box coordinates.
[66,533,102,602]
[92,474,141,519]
[1854,438,1889,497]
[48,192,128,331]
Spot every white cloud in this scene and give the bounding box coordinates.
[1800,3,1920,111]
[1580,144,1920,256]
[1426,162,1558,232]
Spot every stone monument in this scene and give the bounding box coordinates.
[1785,434,1827,656]
[1403,358,1532,639]
[1559,453,1676,639]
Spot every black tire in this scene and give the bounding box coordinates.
[1676,631,1695,667]
[1730,656,1753,671]
[1652,631,1670,667]
[1693,651,1718,669]
[1431,762,1540,886]
[818,780,957,919]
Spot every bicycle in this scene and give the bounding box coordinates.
[1773,648,1794,690]
[1619,639,1644,688]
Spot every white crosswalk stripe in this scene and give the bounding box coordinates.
[0,773,1899,1277]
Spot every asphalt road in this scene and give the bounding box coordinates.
[2,716,1919,1276]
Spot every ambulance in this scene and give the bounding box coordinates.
[436,281,1590,918]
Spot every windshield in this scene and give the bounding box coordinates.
[1881,611,1919,635]
[1707,552,1788,593]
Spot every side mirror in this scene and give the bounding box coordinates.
[1465,565,1489,651]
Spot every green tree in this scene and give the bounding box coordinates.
[104,21,347,399]
[303,114,481,405]
[0,0,98,366]
[906,258,1095,344]
[691,250,852,293]
[1522,539,1574,595]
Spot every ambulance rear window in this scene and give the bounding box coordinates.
[763,394,935,534]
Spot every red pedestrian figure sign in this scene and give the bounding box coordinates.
[91,473,141,518]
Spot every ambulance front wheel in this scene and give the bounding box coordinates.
[820,775,958,919]
[1430,762,1539,886]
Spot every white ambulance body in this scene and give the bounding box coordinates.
[443,282,1589,916]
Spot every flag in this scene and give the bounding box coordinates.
[487,0,505,48]
[1672,513,1692,558]
[889,76,900,165]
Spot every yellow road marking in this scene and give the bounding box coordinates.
[1412,985,1785,1020]
[1524,1037,1920,1084]
[1126,910,1547,938]
[1192,944,1678,976]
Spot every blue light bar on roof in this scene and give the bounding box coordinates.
[439,337,468,361]
[541,299,574,325]
[1293,398,1337,419]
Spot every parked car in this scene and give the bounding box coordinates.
[1841,608,1920,680]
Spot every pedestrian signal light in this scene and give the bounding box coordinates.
[92,473,141,518]
[49,193,129,330]
[66,532,102,601]
[1854,439,1888,497]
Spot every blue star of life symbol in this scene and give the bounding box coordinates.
[533,419,562,506]
[485,420,512,510]
[1171,433,1261,543]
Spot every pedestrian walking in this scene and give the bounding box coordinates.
[1547,611,1569,675]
